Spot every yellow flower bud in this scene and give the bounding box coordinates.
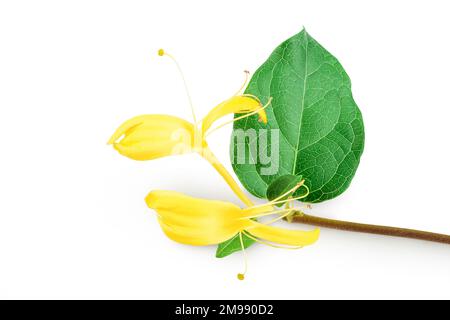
[108,115,195,161]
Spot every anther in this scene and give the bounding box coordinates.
[158,49,165,56]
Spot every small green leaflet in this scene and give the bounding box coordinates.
[231,29,365,203]
[266,174,303,207]
[216,232,254,258]
[216,175,305,258]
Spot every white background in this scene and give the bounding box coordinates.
[1,0,450,300]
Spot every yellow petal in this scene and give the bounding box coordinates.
[158,218,208,245]
[247,221,320,247]
[108,115,195,161]
[146,190,241,217]
[113,141,184,160]
[146,190,244,246]
[201,96,266,134]
[158,218,238,246]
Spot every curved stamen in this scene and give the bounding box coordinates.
[262,209,295,225]
[271,180,305,203]
[240,207,297,220]
[286,185,310,208]
[249,180,307,211]
[158,49,197,124]
[241,93,262,102]
[237,232,248,280]
[205,97,272,137]
[266,186,309,207]
[232,70,250,97]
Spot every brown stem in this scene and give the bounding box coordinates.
[292,212,450,245]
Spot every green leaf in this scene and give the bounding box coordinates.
[216,233,255,258]
[231,28,364,203]
[266,174,303,207]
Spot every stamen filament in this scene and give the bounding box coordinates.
[158,49,197,124]
[237,232,248,280]
[284,191,311,209]
[263,210,295,225]
[205,97,273,137]
[240,207,297,220]
[271,180,304,203]
[265,187,309,207]
[249,181,307,210]
[233,70,250,97]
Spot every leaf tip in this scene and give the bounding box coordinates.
[215,250,223,258]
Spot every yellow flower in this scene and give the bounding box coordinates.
[107,114,196,161]
[108,50,271,206]
[107,95,267,161]
[147,190,319,246]
[146,181,319,280]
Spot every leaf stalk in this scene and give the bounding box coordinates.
[292,212,450,245]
